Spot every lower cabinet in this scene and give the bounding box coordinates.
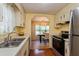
[17,38,30,56]
[65,40,70,56]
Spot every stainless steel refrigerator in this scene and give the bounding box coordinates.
[70,8,79,56]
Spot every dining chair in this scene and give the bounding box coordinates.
[42,33,49,44]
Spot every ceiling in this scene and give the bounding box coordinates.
[32,16,48,21]
[21,3,68,15]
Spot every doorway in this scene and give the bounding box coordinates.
[31,16,49,49]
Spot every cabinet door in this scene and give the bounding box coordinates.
[65,41,70,56]
[65,11,71,21]
[63,12,69,21]
[59,15,63,23]
[55,15,60,24]
[54,16,58,27]
[62,10,71,22]
[15,11,23,26]
[54,16,57,25]
[57,15,63,23]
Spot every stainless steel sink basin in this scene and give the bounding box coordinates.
[0,38,25,48]
[12,38,25,41]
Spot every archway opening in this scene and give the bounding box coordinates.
[31,16,49,49]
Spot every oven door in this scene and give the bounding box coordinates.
[53,37,65,56]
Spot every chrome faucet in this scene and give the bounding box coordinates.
[5,32,16,46]
[7,27,16,41]
[8,32,13,41]
[6,27,16,42]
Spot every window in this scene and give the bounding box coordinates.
[35,25,49,35]
[2,4,16,33]
[0,4,18,35]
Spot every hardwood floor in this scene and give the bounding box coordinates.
[30,40,49,49]
[30,49,56,56]
[30,40,56,56]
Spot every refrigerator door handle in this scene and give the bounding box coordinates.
[72,34,79,36]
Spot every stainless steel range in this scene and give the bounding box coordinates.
[52,31,69,56]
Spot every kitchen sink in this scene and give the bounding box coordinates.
[0,38,25,48]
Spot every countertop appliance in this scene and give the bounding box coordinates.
[61,31,69,39]
[69,8,79,56]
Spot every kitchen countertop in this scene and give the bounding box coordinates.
[53,35,62,39]
[0,34,30,56]
[52,35,69,40]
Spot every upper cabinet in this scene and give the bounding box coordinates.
[54,15,61,28]
[61,10,71,22]
[14,4,25,27]
[54,5,72,29]
[15,11,24,26]
[55,11,70,24]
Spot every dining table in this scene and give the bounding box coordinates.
[37,34,45,43]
